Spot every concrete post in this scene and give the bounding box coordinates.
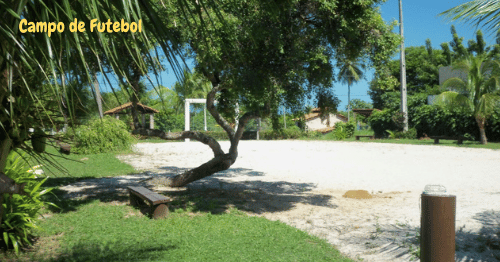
[235,102,239,132]
[185,100,190,142]
[257,118,261,140]
[204,104,207,131]
[150,114,154,129]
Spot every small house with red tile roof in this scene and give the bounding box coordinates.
[297,108,347,133]
[103,102,159,129]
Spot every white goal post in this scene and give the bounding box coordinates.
[184,99,207,142]
[183,99,240,142]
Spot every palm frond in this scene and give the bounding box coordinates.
[439,0,500,35]
[338,60,364,86]
[475,93,500,117]
[1,0,223,173]
[441,77,469,94]
[434,91,473,111]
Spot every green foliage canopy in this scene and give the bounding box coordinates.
[163,0,400,120]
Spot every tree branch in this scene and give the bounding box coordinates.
[167,154,233,187]
[132,128,225,157]
[206,81,235,139]
[229,111,260,156]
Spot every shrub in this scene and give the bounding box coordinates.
[154,112,184,132]
[333,126,347,140]
[386,128,417,139]
[72,116,137,154]
[367,109,398,138]
[380,92,428,112]
[410,105,480,138]
[260,126,309,140]
[329,122,355,140]
[486,107,500,141]
[199,131,229,140]
[305,130,323,139]
[1,151,55,254]
[334,122,356,139]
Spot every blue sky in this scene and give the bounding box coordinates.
[340,0,496,111]
[100,0,494,111]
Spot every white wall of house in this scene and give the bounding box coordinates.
[305,114,345,131]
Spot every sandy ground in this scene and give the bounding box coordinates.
[62,140,500,261]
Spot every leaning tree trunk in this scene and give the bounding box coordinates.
[476,116,487,145]
[133,80,260,187]
[0,138,12,174]
[1,68,12,173]
[130,68,143,130]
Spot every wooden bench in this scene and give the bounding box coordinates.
[127,186,171,219]
[429,136,465,145]
[355,135,375,140]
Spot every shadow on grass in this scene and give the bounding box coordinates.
[41,174,146,214]
[43,242,177,262]
[358,210,500,261]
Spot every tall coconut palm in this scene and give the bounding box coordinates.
[435,54,500,144]
[338,59,365,122]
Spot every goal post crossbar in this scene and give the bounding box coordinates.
[184,99,207,141]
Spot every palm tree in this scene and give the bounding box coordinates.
[338,59,365,122]
[145,85,178,112]
[440,0,500,34]
[0,0,216,172]
[172,69,212,113]
[435,54,500,144]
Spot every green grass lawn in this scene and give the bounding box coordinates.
[8,202,351,262]
[0,144,354,262]
[32,145,136,188]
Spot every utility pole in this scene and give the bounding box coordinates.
[283,106,286,129]
[347,82,351,122]
[94,75,103,119]
[399,0,408,131]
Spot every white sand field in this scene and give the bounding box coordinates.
[66,140,500,261]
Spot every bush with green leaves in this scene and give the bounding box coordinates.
[386,128,417,139]
[199,131,229,140]
[72,116,137,154]
[411,105,479,139]
[260,126,304,140]
[1,151,55,254]
[367,109,398,138]
[487,107,500,141]
[155,112,184,132]
[334,122,356,139]
[379,91,428,112]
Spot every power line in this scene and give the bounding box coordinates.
[337,95,370,97]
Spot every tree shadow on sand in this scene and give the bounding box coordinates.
[356,210,500,261]
[49,166,337,215]
[152,166,337,214]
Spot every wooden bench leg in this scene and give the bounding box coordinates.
[356,136,360,140]
[434,138,439,144]
[130,193,142,207]
[152,204,169,219]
